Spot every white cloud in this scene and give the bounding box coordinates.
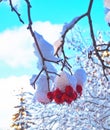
[0,26,35,67]
[0,75,34,129]
[33,21,63,44]
[0,21,63,68]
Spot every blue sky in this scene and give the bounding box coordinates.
[0,0,107,30]
[0,0,110,129]
[0,0,108,78]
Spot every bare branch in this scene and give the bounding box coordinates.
[31,68,44,89]
[9,0,24,24]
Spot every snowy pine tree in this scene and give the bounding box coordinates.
[11,88,34,130]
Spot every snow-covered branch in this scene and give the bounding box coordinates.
[54,0,110,80]
[25,0,61,91]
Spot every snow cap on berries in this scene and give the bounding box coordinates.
[54,71,77,92]
[66,72,77,90]
[33,74,50,104]
[74,68,87,87]
[54,71,70,92]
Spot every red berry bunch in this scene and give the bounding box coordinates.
[47,85,78,104]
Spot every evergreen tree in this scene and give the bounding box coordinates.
[11,88,33,130]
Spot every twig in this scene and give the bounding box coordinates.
[24,0,61,91]
[31,69,44,89]
[9,0,24,24]
[55,0,110,80]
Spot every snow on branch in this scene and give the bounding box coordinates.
[25,0,62,91]
[54,0,110,80]
[4,1,110,129]
[54,14,87,56]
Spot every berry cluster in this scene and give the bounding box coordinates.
[47,85,82,104]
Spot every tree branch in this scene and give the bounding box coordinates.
[55,0,110,80]
[25,0,61,90]
[9,0,24,24]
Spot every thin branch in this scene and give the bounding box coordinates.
[87,0,109,80]
[24,0,61,91]
[9,0,24,24]
[55,0,110,80]
[31,68,44,89]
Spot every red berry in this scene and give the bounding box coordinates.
[53,88,63,104]
[72,91,78,100]
[76,85,82,96]
[47,92,53,100]
[65,85,73,94]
